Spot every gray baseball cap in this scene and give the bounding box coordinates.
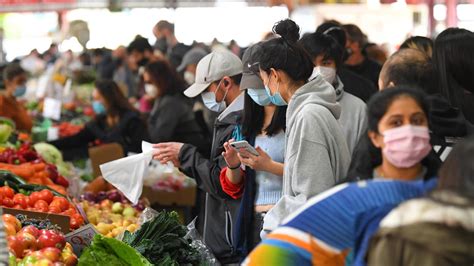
[177,47,208,72]
[184,51,243,98]
[240,43,264,91]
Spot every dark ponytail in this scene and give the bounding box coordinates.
[259,19,314,83]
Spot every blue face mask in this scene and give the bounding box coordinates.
[264,76,287,106]
[247,88,271,106]
[13,85,27,98]
[92,101,106,114]
[201,80,227,113]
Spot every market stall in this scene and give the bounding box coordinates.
[0,72,204,265]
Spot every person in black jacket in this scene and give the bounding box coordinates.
[143,60,209,156]
[433,28,474,124]
[342,24,382,90]
[153,51,244,264]
[316,23,377,102]
[50,80,149,160]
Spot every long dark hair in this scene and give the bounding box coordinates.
[433,28,474,108]
[437,136,474,201]
[347,86,440,180]
[95,79,135,117]
[259,19,313,83]
[144,60,187,96]
[241,92,286,138]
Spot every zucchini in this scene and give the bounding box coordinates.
[0,170,27,185]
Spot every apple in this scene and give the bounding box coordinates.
[20,225,40,238]
[19,255,38,266]
[40,247,61,262]
[111,202,123,214]
[122,207,136,218]
[4,223,17,236]
[37,231,66,250]
[35,258,54,266]
[8,236,25,258]
[63,243,74,254]
[61,250,78,266]
[16,232,36,251]
[100,199,113,209]
[3,214,21,232]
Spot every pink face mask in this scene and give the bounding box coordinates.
[382,125,432,168]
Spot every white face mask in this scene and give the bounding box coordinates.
[184,71,196,85]
[309,66,337,85]
[144,84,158,98]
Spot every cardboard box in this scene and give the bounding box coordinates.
[88,143,124,178]
[141,185,196,207]
[2,207,70,234]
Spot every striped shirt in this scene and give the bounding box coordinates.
[244,178,438,266]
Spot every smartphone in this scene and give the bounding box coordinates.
[230,140,260,156]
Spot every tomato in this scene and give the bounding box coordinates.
[34,200,49,212]
[29,192,41,206]
[50,197,69,212]
[13,194,28,209]
[0,186,15,199]
[48,205,61,214]
[2,198,14,208]
[38,189,54,204]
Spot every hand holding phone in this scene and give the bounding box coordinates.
[230,140,260,156]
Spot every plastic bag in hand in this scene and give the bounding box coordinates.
[100,141,153,204]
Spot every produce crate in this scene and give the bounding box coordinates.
[141,185,196,206]
[2,207,70,234]
[88,143,124,178]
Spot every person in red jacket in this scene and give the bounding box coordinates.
[0,63,32,132]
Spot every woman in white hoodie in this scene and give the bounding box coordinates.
[257,19,351,236]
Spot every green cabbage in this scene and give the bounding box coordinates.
[0,124,13,143]
[33,142,64,164]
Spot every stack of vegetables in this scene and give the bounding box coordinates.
[79,211,199,265]
[3,214,78,266]
[122,211,200,265]
[0,142,69,195]
[0,171,84,230]
[79,190,145,238]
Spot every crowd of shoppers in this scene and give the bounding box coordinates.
[1,18,473,266]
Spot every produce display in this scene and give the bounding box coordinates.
[3,214,78,266]
[122,211,200,265]
[0,183,84,230]
[0,86,205,266]
[55,123,83,139]
[79,190,144,238]
[78,234,152,266]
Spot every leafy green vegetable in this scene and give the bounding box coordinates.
[79,234,152,266]
[123,211,200,265]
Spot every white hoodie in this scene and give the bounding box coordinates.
[262,76,351,235]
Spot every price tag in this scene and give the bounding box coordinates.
[43,97,62,120]
[65,224,98,256]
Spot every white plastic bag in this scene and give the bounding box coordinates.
[100,141,154,204]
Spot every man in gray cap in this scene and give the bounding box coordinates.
[177,47,208,85]
[153,50,244,264]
